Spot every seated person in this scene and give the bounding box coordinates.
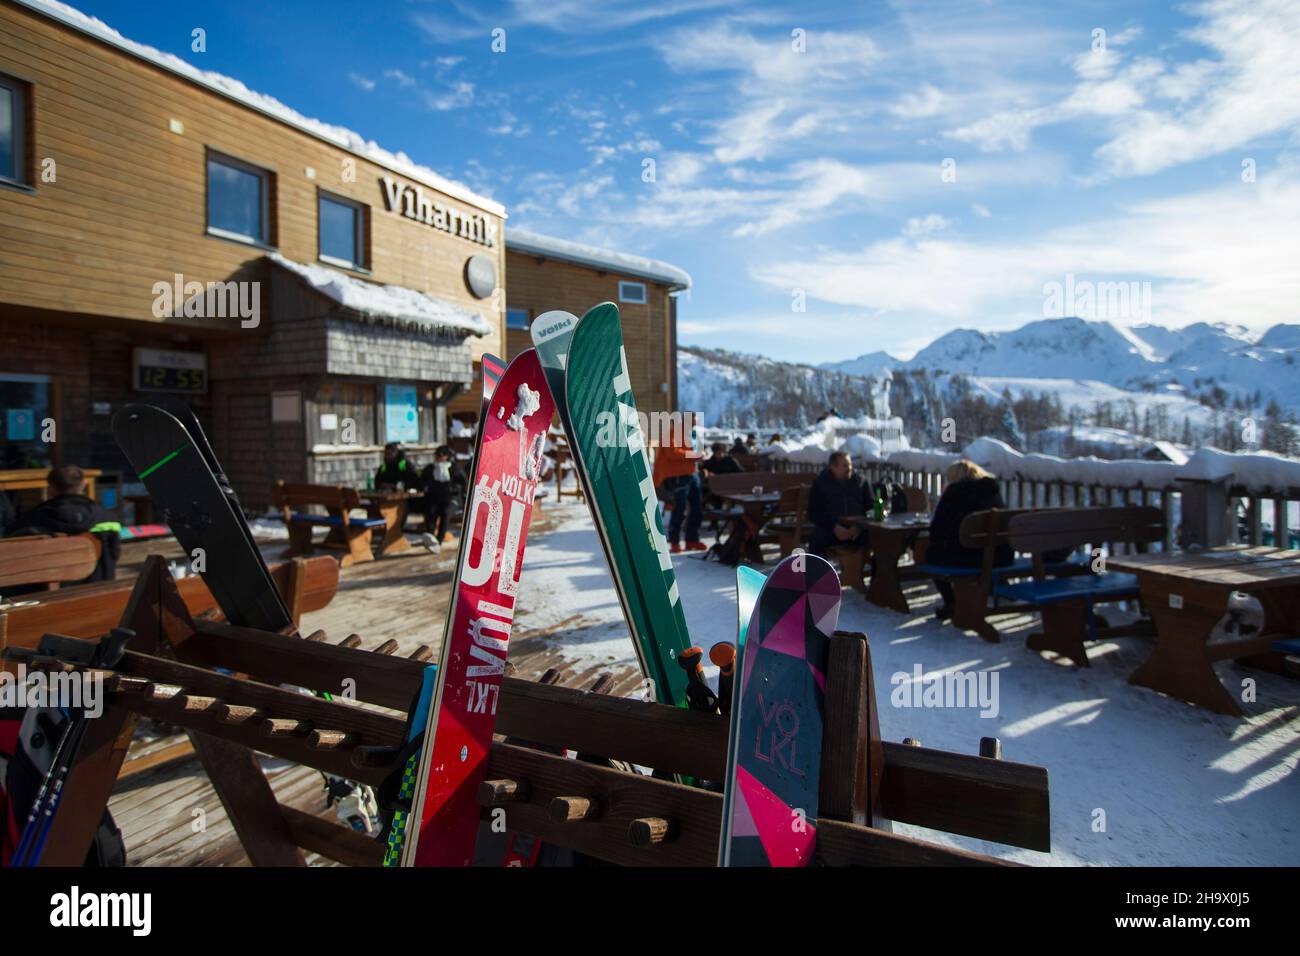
[728,436,749,457]
[6,465,121,583]
[807,451,870,559]
[700,442,745,510]
[374,442,413,490]
[418,446,466,553]
[925,459,1012,621]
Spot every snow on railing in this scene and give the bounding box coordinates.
[768,438,1300,549]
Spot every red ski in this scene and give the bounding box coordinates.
[401,348,554,867]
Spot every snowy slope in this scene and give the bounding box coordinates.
[817,317,1300,409]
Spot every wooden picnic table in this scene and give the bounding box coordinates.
[358,489,423,558]
[0,467,101,499]
[842,513,931,612]
[1107,546,1300,715]
[713,490,781,563]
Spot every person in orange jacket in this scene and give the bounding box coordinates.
[653,421,706,554]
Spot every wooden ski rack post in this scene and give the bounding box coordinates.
[8,556,1050,867]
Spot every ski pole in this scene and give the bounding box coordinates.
[710,642,737,717]
[676,646,718,714]
[11,708,78,867]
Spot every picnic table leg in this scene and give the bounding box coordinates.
[1236,588,1299,673]
[1025,599,1090,667]
[374,501,412,557]
[950,577,999,643]
[865,533,910,613]
[1128,591,1242,716]
[743,504,766,563]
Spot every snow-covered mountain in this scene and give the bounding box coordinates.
[819,318,1300,408]
[678,348,885,429]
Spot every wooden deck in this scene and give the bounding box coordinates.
[106,514,645,866]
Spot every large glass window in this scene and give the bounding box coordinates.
[0,374,52,469]
[506,308,530,330]
[319,193,366,269]
[207,153,269,244]
[0,74,28,185]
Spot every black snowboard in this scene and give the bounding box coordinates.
[112,403,293,632]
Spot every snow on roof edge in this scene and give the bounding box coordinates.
[507,228,692,290]
[268,253,492,337]
[16,0,506,218]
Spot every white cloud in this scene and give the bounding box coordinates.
[385,69,417,88]
[945,0,1300,178]
[904,214,952,238]
[348,72,375,92]
[751,168,1300,334]
[971,203,992,218]
[1093,0,1300,176]
[421,81,475,111]
[889,83,951,119]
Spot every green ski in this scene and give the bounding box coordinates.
[532,303,692,707]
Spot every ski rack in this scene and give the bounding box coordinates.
[7,555,1051,867]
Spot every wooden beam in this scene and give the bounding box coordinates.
[879,741,1051,852]
[483,742,1009,867]
[188,731,305,867]
[281,806,385,867]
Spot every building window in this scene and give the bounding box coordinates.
[506,308,530,330]
[0,373,53,468]
[319,192,367,270]
[0,73,29,186]
[618,281,647,304]
[207,151,271,245]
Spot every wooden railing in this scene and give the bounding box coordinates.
[767,455,1300,553]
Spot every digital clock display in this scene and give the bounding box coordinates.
[133,348,208,394]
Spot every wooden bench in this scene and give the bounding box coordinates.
[0,554,340,655]
[272,482,388,568]
[916,509,1082,642]
[995,506,1166,667]
[0,533,101,592]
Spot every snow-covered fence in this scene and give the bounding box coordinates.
[767,438,1300,550]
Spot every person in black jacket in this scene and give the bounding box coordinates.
[925,459,1012,621]
[807,451,871,559]
[374,442,414,490]
[6,465,121,583]
[418,446,466,553]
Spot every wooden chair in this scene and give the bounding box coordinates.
[271,481,387,568]
[758,484,812,559]
[0,534,101,592]
[901,484,930,514]
[998,506,1166,667]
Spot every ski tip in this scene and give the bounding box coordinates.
[530,310,579,346]
[709,642,736,672]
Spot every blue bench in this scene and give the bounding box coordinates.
[287,512,386,530]
[273,481,387,567]
[918,554,1085,581]
[919,507,1087,643]
[1005,506,1165,667]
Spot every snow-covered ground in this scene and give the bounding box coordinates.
[515,500,1300,866]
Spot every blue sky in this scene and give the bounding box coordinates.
[66,0,1300,362]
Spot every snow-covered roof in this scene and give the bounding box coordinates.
[16,0,505,218]
[269,254,492,337]
[506,228,691,291]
